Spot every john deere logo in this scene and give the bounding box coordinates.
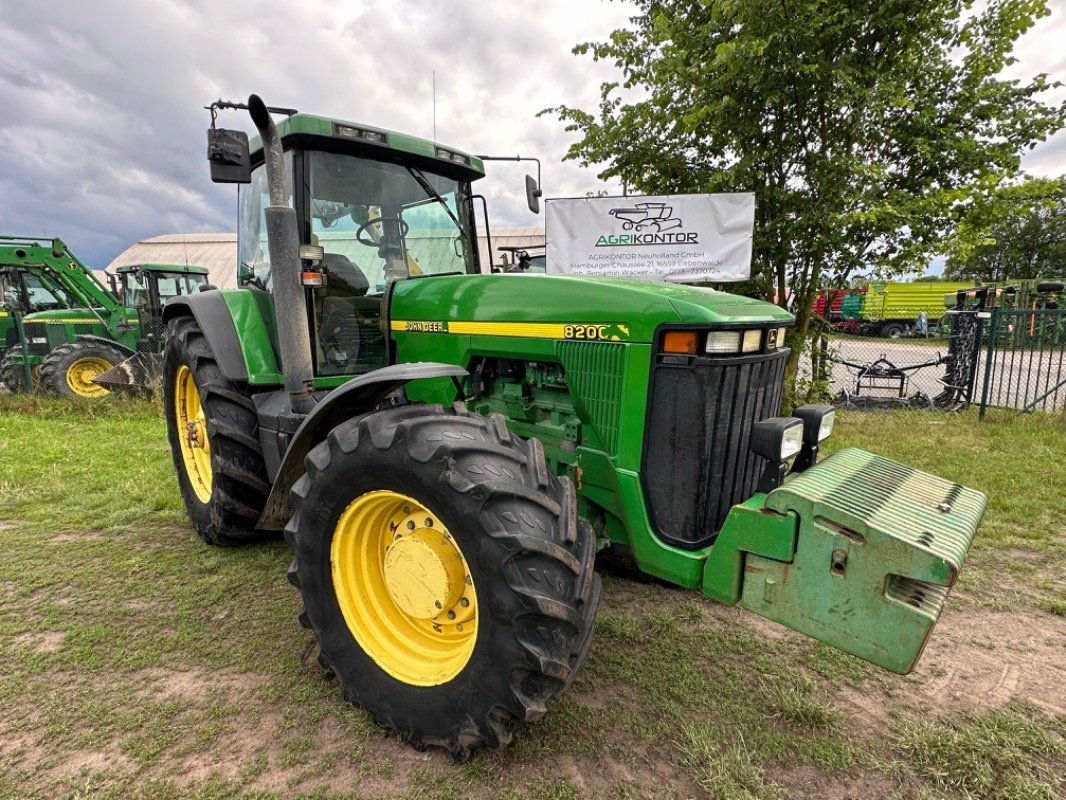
[595,202,699,246]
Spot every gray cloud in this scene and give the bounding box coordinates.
[0,0,1061,268]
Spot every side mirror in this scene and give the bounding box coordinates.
[525,174,542,214]
[207,128,251,184]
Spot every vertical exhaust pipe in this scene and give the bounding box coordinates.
[247,94,314,414]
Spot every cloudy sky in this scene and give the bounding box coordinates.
[1,0,1063,269]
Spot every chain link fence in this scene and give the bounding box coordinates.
[799,304,1065,414]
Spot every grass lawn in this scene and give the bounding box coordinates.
[0,395,1063,800]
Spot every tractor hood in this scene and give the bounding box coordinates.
[391,274,792,343]
[20,307,134,325]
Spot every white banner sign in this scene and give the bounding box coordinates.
[545,193,754,282]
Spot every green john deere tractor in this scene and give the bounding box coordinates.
[162,95,986,757]
[1,250,85,390]
[0,235,209,397]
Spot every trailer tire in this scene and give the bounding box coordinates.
[39,340,128,398]
[880,322,906,339]
[163,315,272,546]
[286,403,600,759]
[0,346,37,392]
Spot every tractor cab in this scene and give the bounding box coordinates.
[118,265,209,310]
[230,114,485,379]
[1,268,79,317]
[115,264,209,338]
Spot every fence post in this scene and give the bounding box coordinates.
[978,307,999,418]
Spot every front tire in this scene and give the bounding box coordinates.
[0,346,37,392]
[162,315,271,546]
[286,404,600,758]
[39,340,127,398]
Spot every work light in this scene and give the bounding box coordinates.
[751,417,804,462]
[751,417,804,492]
[792,405,836,471]
[794,405,835,443]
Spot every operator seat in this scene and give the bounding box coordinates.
[321,252,369,297]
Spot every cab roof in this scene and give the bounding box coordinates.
[116,263,209,275]
[249,113,485,183]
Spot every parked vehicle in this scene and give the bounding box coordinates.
[0,236,209,397]
[164,95,986,758]
[839,282,974,337]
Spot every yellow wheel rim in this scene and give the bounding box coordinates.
[331,490,478,686]
[174,365,212,503]
[65,356,113,398]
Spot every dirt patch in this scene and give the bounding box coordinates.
[1005,547,1049,565]
[768,763,898,800]
[834,606,1066,732]
[49,531,106,542]
[51,746,137,783]
[130,667,268,705]
[10,631,64,653]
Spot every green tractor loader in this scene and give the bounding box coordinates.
[1,251,89,390]
[162,96,986,757]
[0,235,209,397]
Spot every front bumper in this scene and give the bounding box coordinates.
[703,448,985,673]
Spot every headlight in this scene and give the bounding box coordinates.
[705,330,741,354]
[793,405,835,443]
[705,328,766,355]
[750,417,804,462]
[791,404,836,472]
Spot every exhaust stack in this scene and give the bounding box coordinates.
[247,93,315,414]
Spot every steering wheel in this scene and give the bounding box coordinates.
[355,216,409,247]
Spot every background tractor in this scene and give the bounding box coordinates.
[0,236,208,397]
[162,95,986,758]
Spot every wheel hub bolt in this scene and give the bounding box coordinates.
[185,420,205,448]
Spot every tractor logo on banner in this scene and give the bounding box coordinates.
[609,202,684,234]
[546,193,754,283]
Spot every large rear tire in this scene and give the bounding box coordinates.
[39,340,127,398]
[286,404,600,758]
[162,315,271,546]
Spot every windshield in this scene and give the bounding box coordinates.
[121,270,207,308]
[238,153,295,291]
[121,271,149,308]
[308,151,478,293]
[235,148,478,379]
[23,273,76,311]
[154,272,207,302]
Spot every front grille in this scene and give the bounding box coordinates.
[642,348,788,549]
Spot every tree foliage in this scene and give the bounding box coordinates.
[547,0,1065,371]
[945,175,1066,281]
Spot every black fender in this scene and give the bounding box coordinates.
[256,361,468,530]
[163,292,248,381]
[72,334,136,359]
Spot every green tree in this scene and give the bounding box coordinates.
[547,0,1064,384]
[945,175,1066,282]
